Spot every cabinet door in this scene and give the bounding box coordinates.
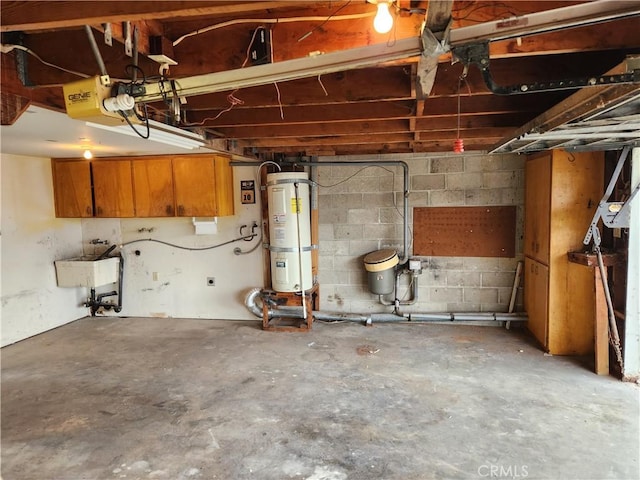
[173,156,217,216]
[524,257,549,349]
[52,160,93,217]
[214,156,234,217]
[92,160,135,217]
[132,158,175,216]
[524,154,551,264]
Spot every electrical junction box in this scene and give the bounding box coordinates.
[409,258,422,272]
[249,27,272,66]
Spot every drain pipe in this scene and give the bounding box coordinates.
[244,289,527,324]
[379,269,419,308]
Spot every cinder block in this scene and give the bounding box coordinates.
[447,303,481,313]
[447,173,483,190]
[319,240,350,256]
[347,176,380,193]
[502,153,525,170]
[447,271,481,287]
[320,178,349,193]
[319,208,348,223]
[350,269,369,285]
[480,155,504,171]
[349,240,380,256]
[318,195,332,210]
[481,271,516,288]
[364,223,397,239]
[332,193,363,209]
[429,287,463,302]
[464,155,485,172]
[363,192,395,207]
[379,207,404,224]
[407,158,431,175]
[347,208,379,224]
[483,171,518,189]
[430,190,465,206]
[334,224,363,240]
[412,174,445,191]
[431,157,464,173]
[497,286,518,304]
[318,224,334,241]
[318,254,334,270]
[480,303,508,313]
[333,255,362,271]
[463,288,499,304]
[379,176,398,192]
[465,188,502,205]
[501,188,522,204]
[463,258,501,271]
[408,191,429,207]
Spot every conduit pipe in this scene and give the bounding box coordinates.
[379,270,419,307]
[297,159,410,264]
[244,289,528,324]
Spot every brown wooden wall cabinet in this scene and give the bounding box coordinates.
[51,160,93,217]
[132,158,175,217]
[524,149,603,355]
[92,160,135,217]
[52,155,234,218]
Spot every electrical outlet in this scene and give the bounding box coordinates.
[207,277,215,286]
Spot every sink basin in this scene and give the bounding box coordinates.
[55,256,119,288]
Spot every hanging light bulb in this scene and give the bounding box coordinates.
[83,149,93,159]
[374,2,394,34]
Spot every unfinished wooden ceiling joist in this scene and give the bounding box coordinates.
[1,0,639,157]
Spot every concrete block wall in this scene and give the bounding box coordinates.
[316,152,525,315]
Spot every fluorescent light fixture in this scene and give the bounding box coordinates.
[86,119,206,150]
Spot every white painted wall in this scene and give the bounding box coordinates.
[1,154,87,347]
[81,165,264,320]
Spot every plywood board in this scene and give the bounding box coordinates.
[413,206,516,257]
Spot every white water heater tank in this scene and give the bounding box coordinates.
[266,172,313,292]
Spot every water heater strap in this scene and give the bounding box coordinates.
[265,178,315,187]
[269,245,316,253]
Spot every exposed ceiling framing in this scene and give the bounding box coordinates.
[1,1,639,158]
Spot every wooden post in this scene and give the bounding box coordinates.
[594,266,610,375]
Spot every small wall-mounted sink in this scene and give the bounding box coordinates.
[55,256,120,288]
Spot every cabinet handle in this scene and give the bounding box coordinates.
[96,206,102,215]
[166,205,174,215]
[86,206,92,215]
[177,205,184,215]
[531,263,534,273]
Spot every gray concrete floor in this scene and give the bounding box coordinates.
[1,317,638,480]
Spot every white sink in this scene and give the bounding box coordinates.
[55,256,119,288]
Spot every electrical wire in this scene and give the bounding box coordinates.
[317,75,329,96]
[274,82,284,119]
[0,43,89,79]
[173,11,376,47]
[297,0,352,42]
[120,234,257,251]
[316,165,407,220]
[452,2,521,23]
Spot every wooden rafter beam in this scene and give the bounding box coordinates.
[185,92,564,127]
[0,1,299,32]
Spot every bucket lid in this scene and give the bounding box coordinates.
[364,249,399,272]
